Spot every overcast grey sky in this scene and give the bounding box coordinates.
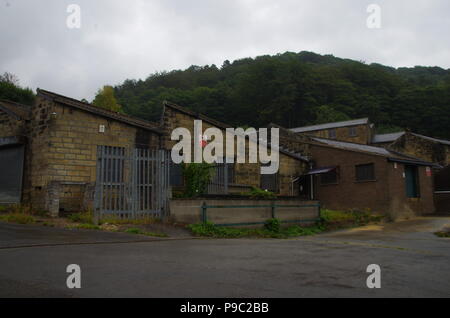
[1,0,449,100]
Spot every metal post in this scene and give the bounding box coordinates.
[201,201,207,223]
[271,201,275,219]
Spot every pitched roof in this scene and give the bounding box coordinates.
[290,118,369,133]
[162,101,231,130]
[311,137,439,167]
[0,100,31,120]
[37,89,162,134]
[163,102,310,162]
[372,131,405,144]
[410,132,450,146]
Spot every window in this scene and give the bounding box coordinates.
[260,163,279,192]
[328,129,337,139]
[349,126,357,137]
[170,162,184,187]
[320,168,338,185]
[355,163,375,182]
[405,165,420,198]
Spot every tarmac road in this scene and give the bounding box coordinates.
[0,217,449,297]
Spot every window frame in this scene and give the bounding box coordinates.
[349,126,357,137]
[355,163,376,182]
[319,167,339,185]
[328,128,337,139]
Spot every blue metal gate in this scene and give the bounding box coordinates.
[94,146,170,220]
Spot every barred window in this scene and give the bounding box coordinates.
[320,168,338,185]
[328,129,337,139]
[355,163,375,181]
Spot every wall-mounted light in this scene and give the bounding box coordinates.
[50,112,57,119]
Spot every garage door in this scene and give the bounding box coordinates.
[0,145,25,204]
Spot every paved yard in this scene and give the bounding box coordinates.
[0,217,449,297]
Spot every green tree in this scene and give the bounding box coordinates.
[0,72,35,105]
[92,85,123,113]
[314,105,350,124]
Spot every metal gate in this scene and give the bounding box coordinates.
[0,145,25,204]
[94,146,170,219]
[207,162,230,195]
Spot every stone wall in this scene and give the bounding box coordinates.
[161,104,309,196]
[169,198,320,226]
[298,124,371,145]
[0,111,27,137]
[389,132,450,166]
[25,96,161,213]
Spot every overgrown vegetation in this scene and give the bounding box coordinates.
[320,208,384,229]
[0,204,39,224]
[0,72,35,106]
[182,163,213,197]
[435,231,450,238]
[188,221,325,239]
[0,213,36,224]
[240,187,277,199]
[67,212,94,224]
[188,209,386,239]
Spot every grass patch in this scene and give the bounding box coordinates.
[0,213,36,224]
[99,216,160,226]
[188,209,386,239]
[124,227,168,237]
[188,221,325,239]
[67,212,94,224]
[67,223,100,230]
[320,209,384,228]
[435,231,450,238]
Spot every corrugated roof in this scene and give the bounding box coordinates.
[0,100,31,120]
[311,137,439,167]
[37,89,162,134]
[290,118,369,133]
[372,132,405,144]
[411,133,450,146]
[312,137,393,156]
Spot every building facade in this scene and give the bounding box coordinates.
[308,138,437,219]
[0,90,164,214]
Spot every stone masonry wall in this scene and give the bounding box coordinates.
[161,105,309,196]
[26,96,160,214]
[299,124,371,145]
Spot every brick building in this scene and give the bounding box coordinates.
[306,138,438,219]
[0,91,443,219]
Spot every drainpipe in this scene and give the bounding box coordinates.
[309,162,314,200]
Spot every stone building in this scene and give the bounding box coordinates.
[384,132,449,166]
[160,101,311,196]
[290,118,374,145]
[0,91,312,216]
[0,89,164,214]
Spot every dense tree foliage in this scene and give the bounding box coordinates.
[109,51,448,139]
[92,85,124,113]
[0,72,35,106]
